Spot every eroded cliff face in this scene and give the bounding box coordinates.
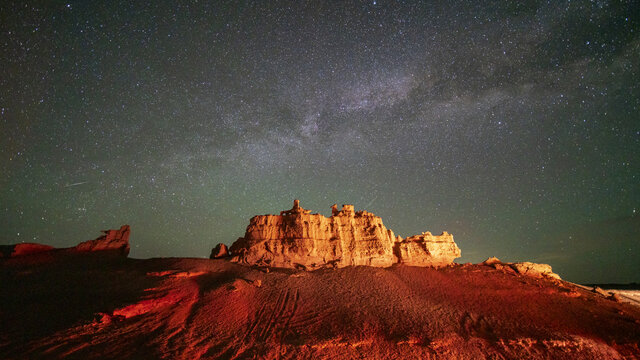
[395,231,461,267]
[229,201,460,270]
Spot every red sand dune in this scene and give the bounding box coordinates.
[1,254,639,359]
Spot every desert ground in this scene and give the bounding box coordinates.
[1,252,639,359]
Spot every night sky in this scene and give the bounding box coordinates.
[2,1,639,283]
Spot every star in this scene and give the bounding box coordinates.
[1,0,638,283]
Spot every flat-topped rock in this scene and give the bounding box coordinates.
[229,200,461,270]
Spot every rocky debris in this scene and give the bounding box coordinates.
[481,257,517,274]
[591,287,627,303]
[609,293,622,302]
[74,225,130,256]
[481,257,561,280]
[229,200,461,270]
[0,243,55,258]
[495,263,518,274]
[210,243,230,259]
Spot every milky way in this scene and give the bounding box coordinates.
[2,1,638,283]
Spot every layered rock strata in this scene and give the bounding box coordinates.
[395,231,461,267]
[229,200,461,270]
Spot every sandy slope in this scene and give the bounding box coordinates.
[1,254,639,359]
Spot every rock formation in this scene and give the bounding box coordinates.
[0,243,54,258]
[481,257,561,280]
[510,261,561,280]
[395,231,461,267]
[75,225,131,256]
[229,200,461,270]
[0,225,131,259]
[210,243,229,259]
[481,256,501,266]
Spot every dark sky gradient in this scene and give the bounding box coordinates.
[2,1,639,283]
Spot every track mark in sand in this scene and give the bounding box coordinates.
[242,289,300,344]
[461,312,496,341]
[242,295,272,342]
[288,302,335,330]
[279,289,300,342]
[259,289,291,341]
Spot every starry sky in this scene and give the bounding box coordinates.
[1,1,639,283]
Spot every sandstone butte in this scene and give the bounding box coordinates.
[229,199,462,270]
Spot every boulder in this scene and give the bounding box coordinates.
[509,262,561,280]
[230,200,461,270]
[74,225,130,256]
[210,243,230,259]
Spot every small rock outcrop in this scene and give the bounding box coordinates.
[74,225,131,256]
[0,243,55,258]
[229,200,461,270]
[481,257,502,266]
[0,225,131,259]
[481,257,561,280]
[210,243,229,259]
[510,262,561,280]
[593,286,610,297]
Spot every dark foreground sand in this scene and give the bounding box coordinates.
[1,254,639,359]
